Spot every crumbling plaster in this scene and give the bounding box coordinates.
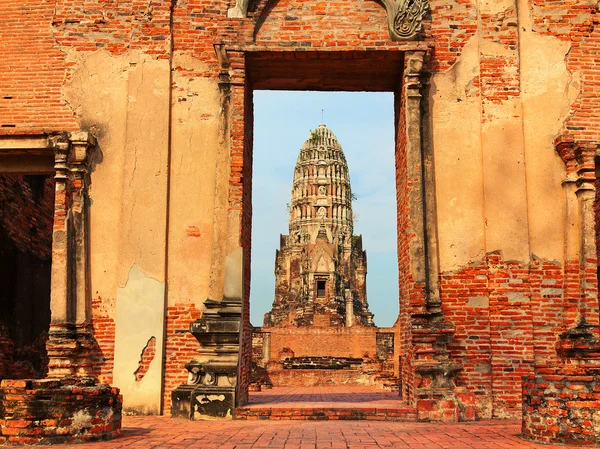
[114,266,165,415]
[432,0,579,271]
[168,52,221,309]
[61,47,233,411]
[518,0,580,263]
[62,49,171,413]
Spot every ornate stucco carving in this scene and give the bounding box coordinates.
[382,0,429,41]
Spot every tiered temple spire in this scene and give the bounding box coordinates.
[264,125,374,328]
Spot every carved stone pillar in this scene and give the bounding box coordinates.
[555,137,600,329]
[171,298,241,420]
[46,132,96,378]
[262,331,271,366]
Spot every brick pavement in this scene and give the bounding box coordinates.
[236,387,416,421]
[6,416,585,449]
[245,387,405,408]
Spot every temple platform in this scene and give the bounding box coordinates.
[234,386,416,421]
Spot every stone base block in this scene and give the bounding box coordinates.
[0,377,122,445]
[171,385,235,420]
[522,366,600,446]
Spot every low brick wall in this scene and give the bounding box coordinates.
[522,366,600,446]
[0,378,122,445]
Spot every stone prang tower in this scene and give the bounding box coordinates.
[264,124,374,328]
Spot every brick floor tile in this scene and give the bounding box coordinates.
[2,416,592,449]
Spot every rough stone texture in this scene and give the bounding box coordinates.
[522,366,600,446]
[0,378,122,446]
[522,318,600,445]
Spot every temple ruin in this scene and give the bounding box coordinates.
[1,0,600,445]
[251,124,397,390]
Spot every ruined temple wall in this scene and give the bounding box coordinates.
[429,0,599,419]
[1,0,600,418]
[0,0,226,414]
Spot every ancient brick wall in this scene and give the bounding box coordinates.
[523,366,600,445]
[162,304,202,413]
[530,1,600,142]
[267,326,378,361]
[0,0,77,133]
[395,75,417,405]
[0,378,121,445]
[89,294,116,385]
[2,0,600,421]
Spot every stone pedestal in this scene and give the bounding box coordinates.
[171,298,241,420]
[0,378,121,445]
[411,323,476,422]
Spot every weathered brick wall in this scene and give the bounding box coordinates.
[89,294,116,385]
[522,366,600,445]
[395,75,418,405]
[2,0,600,421]
[238,71,254,406]
[163,304,202,413]
[267,326,378,360]
[531,1,600,142]
[263,365,390,388]
[0,378,121,445]
[0,176,54,259]
[0,0,77,133]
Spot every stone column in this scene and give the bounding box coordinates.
[47,132,96,379]
[522,138,600,446]
[345,290,354,327]
[555,138,600,328]
[262,332,271,365]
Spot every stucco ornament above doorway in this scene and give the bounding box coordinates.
[384,0,430,41]
[227,0,430,41]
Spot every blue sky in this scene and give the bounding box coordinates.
[251,90,399,327]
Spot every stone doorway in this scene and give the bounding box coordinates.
[247,90,401,412]
[218,48,445,415]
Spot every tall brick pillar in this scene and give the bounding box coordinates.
[171,47,248,420]
[522,138,600,446]
[46,132,97,378]
[400,51,476,422]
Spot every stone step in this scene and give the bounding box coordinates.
[233,406,417,421]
